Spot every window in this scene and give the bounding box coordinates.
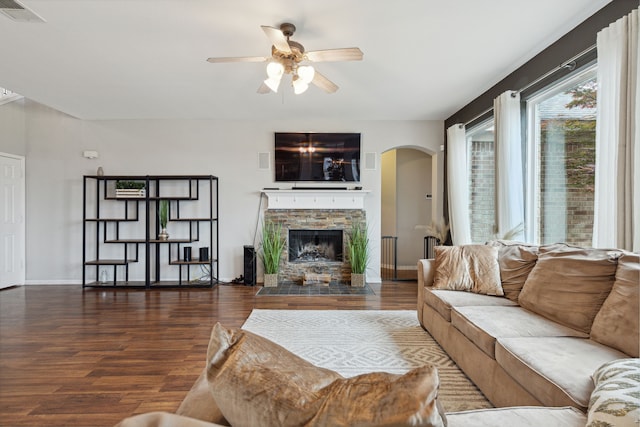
[466,120,495,243]
[525,66,597,245]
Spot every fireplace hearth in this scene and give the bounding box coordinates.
[289,229,343,263]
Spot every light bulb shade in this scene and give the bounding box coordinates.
[297,65,315,84]
[264,76,282,93]
[266,61,284,78]
[292,79,309,94]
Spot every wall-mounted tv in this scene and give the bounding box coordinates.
[274,132,361,182]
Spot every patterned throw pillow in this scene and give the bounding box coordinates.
[587,358,640,427]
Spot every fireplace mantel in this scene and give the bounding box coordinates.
[262,189,370,210]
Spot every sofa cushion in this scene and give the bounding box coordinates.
[115,412,229,427]
[451,306,587,358]
[587,358,640,427]
[487,240,539,302]
[446,406,586,427]
[590,253,640,357]
[424,288,517,322]
[433,245,503,296]
[518,244,620,334]
[206,322,445,427]
[495,337,629,409]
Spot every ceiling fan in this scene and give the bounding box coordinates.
[206,23,363,95]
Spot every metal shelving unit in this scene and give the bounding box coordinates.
[82,175,219,288]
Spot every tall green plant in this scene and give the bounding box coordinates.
[261,220,286,274]
[159,200,169,229]
[346,221,369,274]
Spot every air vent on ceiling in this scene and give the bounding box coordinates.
[0,0,45,22]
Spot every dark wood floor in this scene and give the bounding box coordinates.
[0,281,418,427]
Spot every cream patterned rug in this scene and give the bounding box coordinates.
[242,309,492,412]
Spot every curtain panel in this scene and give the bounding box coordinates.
[494,91,525,241]
[446,124,472,245]
[593,8,639,251]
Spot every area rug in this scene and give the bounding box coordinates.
[255,282,374,296]
[242,309,492,412]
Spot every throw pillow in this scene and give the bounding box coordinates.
[590,253,640,357]
[518,244,620,334]
[587,358,640,427]
[487,240,539,302]
[432,245,503,296]
[206,322,446,427]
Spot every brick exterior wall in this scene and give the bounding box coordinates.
[469,140,495,243]
[539,119,595,246]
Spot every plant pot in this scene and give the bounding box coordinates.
[351,273,365,287]
[158,228,169,241]
[264,273,278,287]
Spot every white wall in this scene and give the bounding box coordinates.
[17,100,443,284]
[380,150,397,237]
[0,98,26,156]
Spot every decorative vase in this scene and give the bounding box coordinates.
[264,273,278,287]
[351,273,365,287]
[158,228,169,240]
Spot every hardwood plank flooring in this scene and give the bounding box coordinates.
[0,281,418,427]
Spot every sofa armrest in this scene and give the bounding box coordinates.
[417,259,436,314]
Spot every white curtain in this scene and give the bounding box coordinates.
[593,8,639,252]
[494,91,525,240]
[447,124,472,245]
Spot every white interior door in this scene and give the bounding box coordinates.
[0,153,25,289]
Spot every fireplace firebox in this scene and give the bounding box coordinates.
[288,229,343,263]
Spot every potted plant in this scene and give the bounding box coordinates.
[115,180,146,198]
[346,220,369,287]
[158,199,169,240]
[260,220,286,287]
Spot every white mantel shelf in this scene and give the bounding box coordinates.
[262,189,370,210]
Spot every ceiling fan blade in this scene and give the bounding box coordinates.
[311,70,339,94]
[306,48,363,62]
[257,82,272,94]
[261,25,292,53]
[207,56,268,63]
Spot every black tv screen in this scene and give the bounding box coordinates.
[274,132,361,182]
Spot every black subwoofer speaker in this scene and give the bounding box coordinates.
[243,245,256,286]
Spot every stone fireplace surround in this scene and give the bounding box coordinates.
[262,189,369,285]
[264,209,365,284]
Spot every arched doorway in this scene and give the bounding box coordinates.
[381,148,433,280]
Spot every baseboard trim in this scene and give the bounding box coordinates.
[24,280,82,285]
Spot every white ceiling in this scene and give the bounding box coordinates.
[0,0,611,121]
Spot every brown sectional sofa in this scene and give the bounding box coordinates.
[417,241,639,412]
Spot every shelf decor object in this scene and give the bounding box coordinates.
[158,199,169,240]
[115,180,146,198]
[82,175,219,288]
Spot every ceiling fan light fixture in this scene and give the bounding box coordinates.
[266,61,284,79]
[297,65,315,84]
[264,76,282,92]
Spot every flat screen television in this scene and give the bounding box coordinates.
[274,132,361,182]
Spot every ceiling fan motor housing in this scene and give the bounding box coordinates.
[280,22,296,38]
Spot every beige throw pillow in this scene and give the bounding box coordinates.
[432,245,503,296]
[206,323,446,427]
[487,240,539,302]
[590,253,639,357]
[518,244,620,334]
